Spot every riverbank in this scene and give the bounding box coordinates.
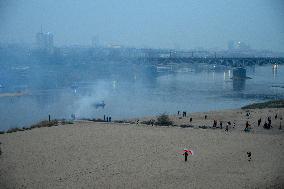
[0,92,27,98]
[0,107,283,188]
[241,99,284,109]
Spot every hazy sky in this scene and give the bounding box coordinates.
[0,0,284,51]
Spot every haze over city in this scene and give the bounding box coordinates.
[1,0,284,51]
[1,1,284,188]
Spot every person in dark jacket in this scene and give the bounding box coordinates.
[183,151,188,162]
[258,118,261,126]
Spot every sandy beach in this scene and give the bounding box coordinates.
[0,108,283,188]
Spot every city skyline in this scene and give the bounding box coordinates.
[0,0,284,51]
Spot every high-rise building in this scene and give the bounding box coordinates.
[35,28,54,53]
[45,32,54,52]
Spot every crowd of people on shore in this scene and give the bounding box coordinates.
[177,111,187,117]
[103,115,112,122]
[177,110,283,132]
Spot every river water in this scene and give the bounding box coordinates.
[0,61,283,130]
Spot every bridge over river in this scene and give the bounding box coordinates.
[146,57,284,67]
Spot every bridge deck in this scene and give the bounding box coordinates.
[146,57,284,66]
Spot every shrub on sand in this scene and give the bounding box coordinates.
[155,114,173,126]
[180,124,194,128]
[199,125,208,129]
[61,120,74,125]
[30,120,58,129]
[3,120,59,134]
[6,127,22,133]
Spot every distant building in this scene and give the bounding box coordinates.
[36,30,54,53]
[236,41,250,51]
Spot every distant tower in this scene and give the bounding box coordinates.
[36,26,44,49]
[35,26,54,53]
[45,32,54,52]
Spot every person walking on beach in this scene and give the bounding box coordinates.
[178,111,180,115]
[258,118,261,126]
[213,120,217,128]
[183,151,189,162]
[268,116,272,127]
[225,123,229,132]
[190,118,192,122]
[109,116,111,122]
[246,121,250,128]
[245,121,250,132]
[220,121,223,129]
[247,152,252,161]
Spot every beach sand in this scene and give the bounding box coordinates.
[0,108,283,188]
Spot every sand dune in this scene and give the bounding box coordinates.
[0,108,283,188]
